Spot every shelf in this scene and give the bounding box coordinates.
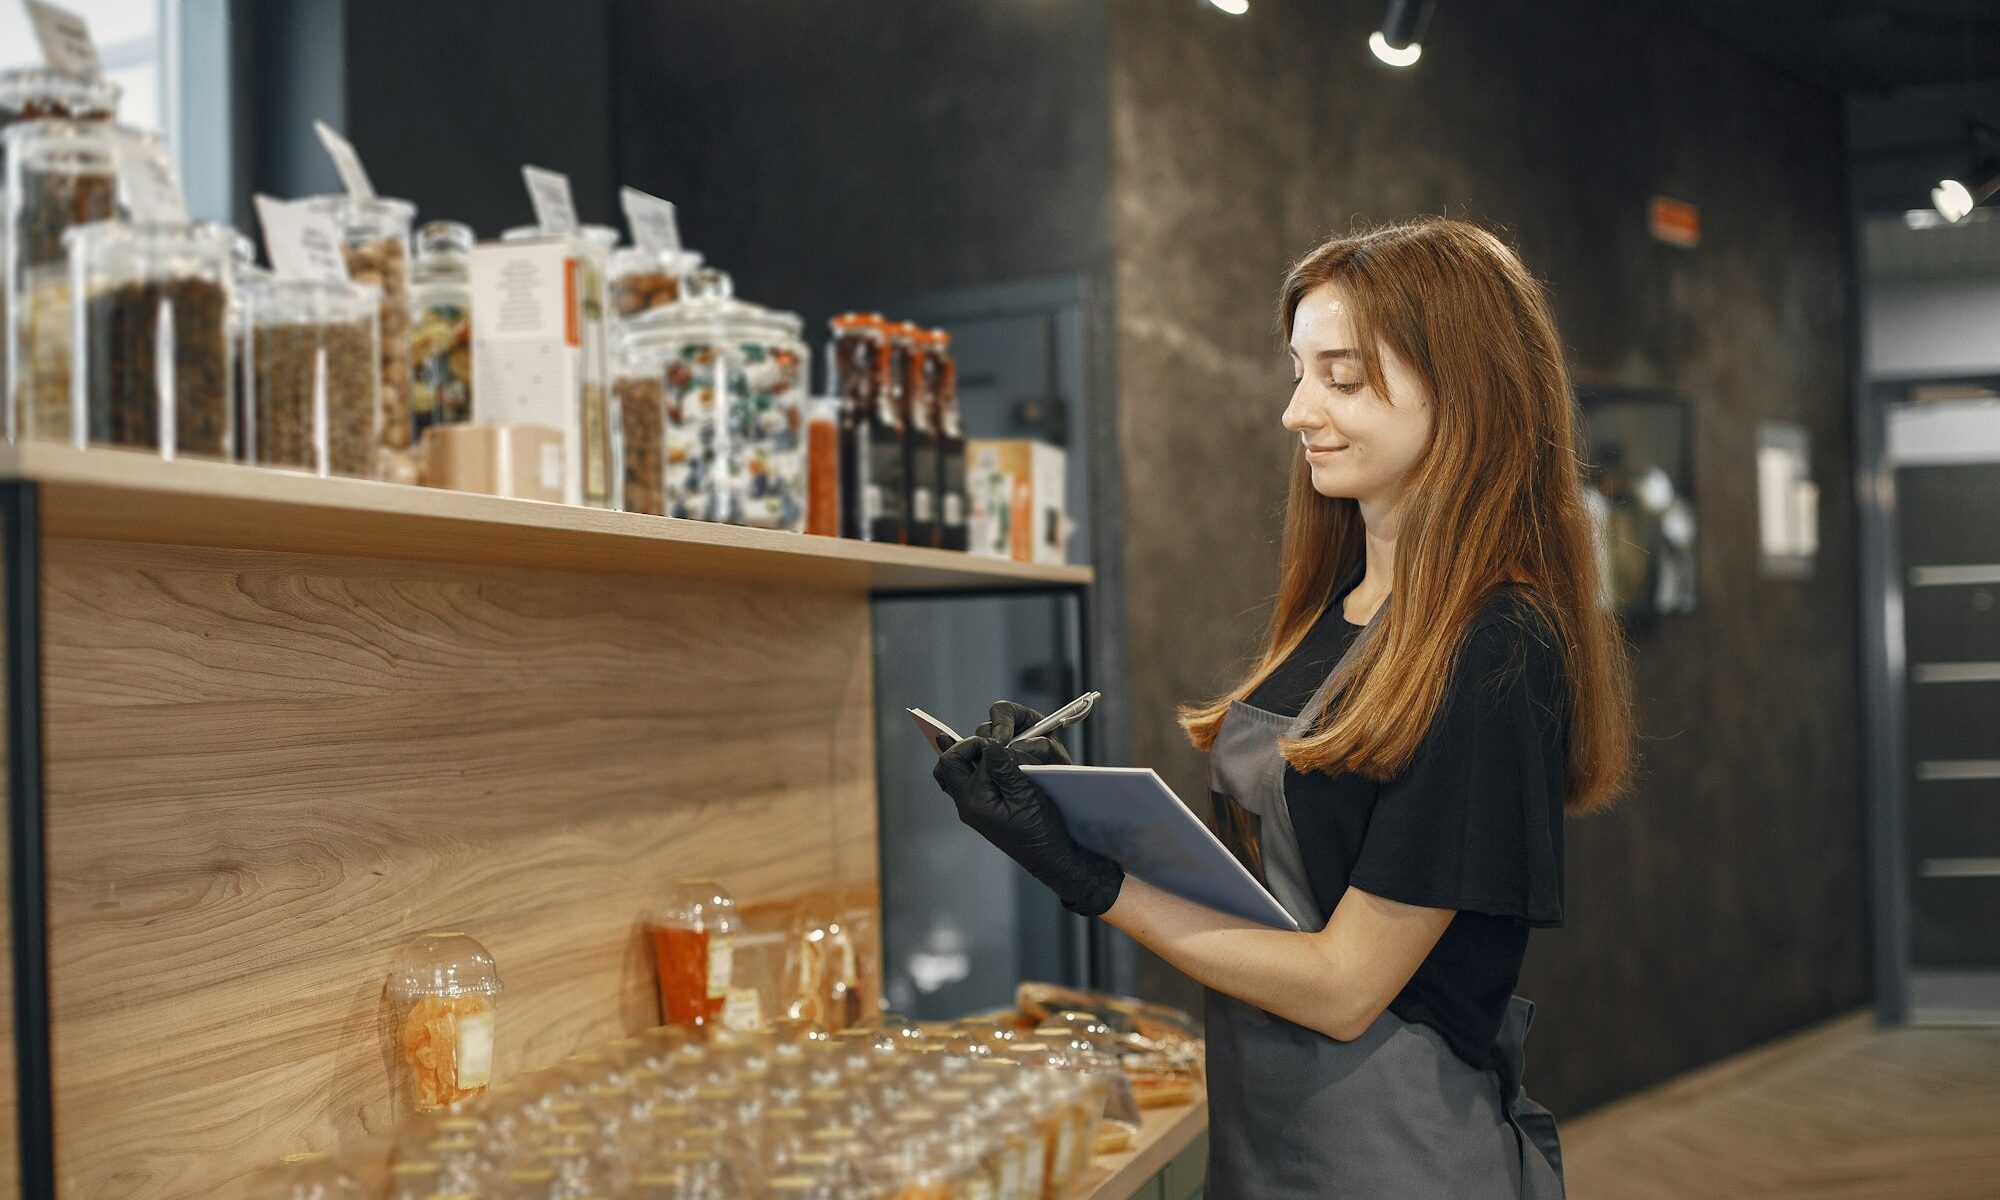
[0,443,1093,594]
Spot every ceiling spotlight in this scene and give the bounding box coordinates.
[1932,120,2000,222]
[1372,0,1434,66]
[1206,0,1249,13]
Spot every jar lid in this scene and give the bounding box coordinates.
[62,219,232,260]
[243,276,381,324]
[829,312,882,333]
[297,194,417,237]
[386,930,505,1000]
[622,269,802,345]
[0,69,120,116]
[416,220,474,258]
[609,246,702,278]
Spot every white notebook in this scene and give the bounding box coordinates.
[1020,765,1302,931]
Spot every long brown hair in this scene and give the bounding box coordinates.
[1178,218,1634,813]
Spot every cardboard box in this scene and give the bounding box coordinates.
[966,439,1070,565]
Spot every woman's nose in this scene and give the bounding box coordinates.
[1281,384,1318,433]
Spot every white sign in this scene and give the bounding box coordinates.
[521,165,579,235]
[114,133,188,224]
[470,240,583,504]
[312,120,377,200]
[255,195,351,283]
[620,186,682,253]
[26,0,99,77]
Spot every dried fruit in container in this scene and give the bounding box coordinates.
[388,930,505,1112]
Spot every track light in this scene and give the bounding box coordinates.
[1206,0,1248,14]
[1933,120,2000,223]
[1371,0,1434,67]
[1933,159,2000,223]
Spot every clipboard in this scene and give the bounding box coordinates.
[1020,765,1302,930]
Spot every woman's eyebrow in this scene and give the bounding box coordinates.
[1316,348,1361,361]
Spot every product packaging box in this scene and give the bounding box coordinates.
[468,238,612,508]
[966,438,1070,565]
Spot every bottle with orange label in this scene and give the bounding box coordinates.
[930,329,967,552]
[893,322,940,548]
[829,313,905,543]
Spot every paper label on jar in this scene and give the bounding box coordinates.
[706,934,734,997]
[944,493,965,527]
[913,487,935,524]
[114,133,188,224]
[255,195,350,283]
[863,484,883,522]
[539,442,563,490]
[455,1008,496,1089]
[522,165,580,235]
[27,1,100,78]
[620,186,683,253]
[312,120,377,200]
[721,986,761,1033]
[1053,1120,1075,1183]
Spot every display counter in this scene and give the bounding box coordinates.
[1076,1093,1209,1200]
[0,444,1093,1197]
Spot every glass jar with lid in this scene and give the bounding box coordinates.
[387,930,506,1112]
[409,219,474,436]
[0,69,119,137]
[67,220,233,458]
[648,880,741,1032]
[617,271,807,529]
[222,226,264,460]
[610,246,703,321]
[242,277,381,477]
[297,194,417,469]
[4,118,121,440]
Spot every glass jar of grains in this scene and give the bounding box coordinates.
[67,220,234,458]
[4,118,121,441]
[242,277,380,478]
[297,194,416,470]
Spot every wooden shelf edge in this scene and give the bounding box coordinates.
[1077,1095,1209,1200]
[0,444,1094,594]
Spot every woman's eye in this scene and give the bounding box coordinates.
[1330,380,1364,394]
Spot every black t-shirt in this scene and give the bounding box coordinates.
[1241,562,1568,1070]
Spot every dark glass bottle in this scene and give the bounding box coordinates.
[932,329,968,551]
[829,312,906,543]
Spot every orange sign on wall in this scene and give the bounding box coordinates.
[1651,196,1701,248]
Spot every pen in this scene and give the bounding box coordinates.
[1011,691,1102,745]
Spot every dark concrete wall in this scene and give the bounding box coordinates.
[1106,0,1864,1115]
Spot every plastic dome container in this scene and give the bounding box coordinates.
[388,930,505,1111]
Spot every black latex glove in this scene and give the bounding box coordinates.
[933,702,1125,917]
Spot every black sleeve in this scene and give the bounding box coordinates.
[1346,603,1567,927]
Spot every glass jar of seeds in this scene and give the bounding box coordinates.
[4,118,121,442]
[243,277,380,478]
[67,220,234,458]
[297,194,416,470]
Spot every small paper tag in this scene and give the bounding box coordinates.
[115,134,188,224]
[255,195,350,282]
[706,934,734,997]
[720,986,761,1033]
[312,120,376,200]
[522,165,579,235]
[538,442,562,490]
[620,186,682,253]
[455,1008,495,1089]
[27,0,100,78]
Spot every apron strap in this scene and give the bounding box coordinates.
[1494,996,1566,1197]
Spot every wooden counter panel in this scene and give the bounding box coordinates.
[35,539,880,1199]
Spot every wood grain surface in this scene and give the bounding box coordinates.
[0,442,1091,595]
[31,537,882,1199]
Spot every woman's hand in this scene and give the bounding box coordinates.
[932,702,1125,916]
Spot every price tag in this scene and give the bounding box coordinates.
[521,165,579,235]
[255,194,350,283]
[114,133,188,224]
[312,120,377,200]
[620,186,682,253]
[26,0,100,78]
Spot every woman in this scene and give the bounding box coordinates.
[934,217,1635,1198]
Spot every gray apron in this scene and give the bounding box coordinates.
[1204,620,1565,1199]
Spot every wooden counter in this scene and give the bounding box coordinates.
[1076,1095,1210,1200]
[0,446,1092,1197]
